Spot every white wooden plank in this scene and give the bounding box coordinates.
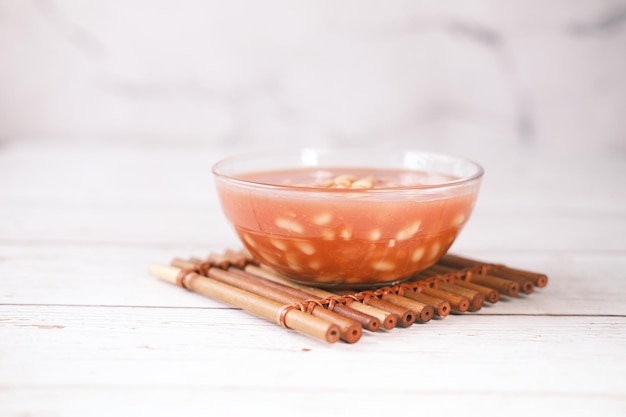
[2,309,624,368]
[2,386,625,417]
[0,243,237,309]
[452,209,626,252]
[0,141,231,207]
[1,243,624,315]
[0,205,239,247]
[1,306,625,414]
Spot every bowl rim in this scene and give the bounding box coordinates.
[212,148,484,192]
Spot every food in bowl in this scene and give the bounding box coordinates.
[212,149,483,288]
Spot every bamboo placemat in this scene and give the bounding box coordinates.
[149,250,548,344]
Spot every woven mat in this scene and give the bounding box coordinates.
[149,250,548,344]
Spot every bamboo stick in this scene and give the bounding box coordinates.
[332,288,421,326]
[244,265,398,330]
[439,254,547,288]
[453,279,500,303]
[220,267,380,333]
[421,264,463,282]
[401,291,451,317]
[363,296,421,326]
[487,268,535,294]
[438,254,477,266]
[175,263,363,344]
[502,266,548,287]
[148,264,340,343]
[222,249,250,268]
[437,282,484,312]
[209,268,362,343]
[382,292,435,323]
[420,286,470,313]
[467,273,520,297]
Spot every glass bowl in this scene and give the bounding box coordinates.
[212,148,483,288]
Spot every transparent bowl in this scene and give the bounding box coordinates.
[212,148,483,288]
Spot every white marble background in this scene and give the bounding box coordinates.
[1,0,625,151]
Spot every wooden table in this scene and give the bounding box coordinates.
[1,139,625,416]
